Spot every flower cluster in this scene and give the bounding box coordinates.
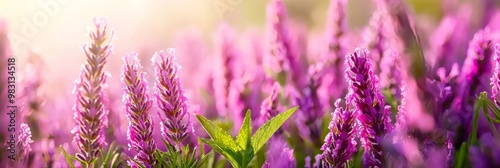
[152,49,191,148]
[121,53,156,167]
[71,17,113,164]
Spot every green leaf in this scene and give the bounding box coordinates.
[481,92,500,120]
[196,115,241,151]
[455,142,467,168]
[235,110,254,167]
[59,145,76,168]
[200,138,241,168]
[215,158,228,168]
[236,110,252,150]
[129,158,146,168]
[468,95,481,146]
[251,107,298,153]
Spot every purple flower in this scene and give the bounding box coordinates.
[324,0,346,56]
[393,85,408,141]
[321,99,357,168]
[152,49,191,148]
[71,17,113,164]
[16,123,34,161]
[260,82,281,123]
[213,24,240,117]
[263,137,295,168]
[266,0,305,88]
[461,29,493,86]
[296,63,324,146]
[491,43,500,105]
[321,0,348,103]
[345,48,392,167]
[121,53,157,167]
[430,11,472,72]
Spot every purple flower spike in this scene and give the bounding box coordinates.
[266,0,305,88]
[16,123,33,161]
[263,137,296,168]
[260,82,281,122]
[490,43,500,105]
[345,48,392,167]
[325,0,347,55]
[321,0,348,103]
[321,99,357,168]
[213,24,239,116]
[152,49,191,148]
[460,29,493,105]
[121,53,156,167]
[72,17,113,164]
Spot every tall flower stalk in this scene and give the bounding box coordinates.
[322,0,348,103]
[72,17,113,166]
[458,29,493,110]
[266,0,305,88]
[214,24,239,117]
[345,48,392,167]
[490,43,500,105]
[121,53,156,167]
[260,82,281,123]
[8,123,33,167]
[152,49,191,149]
[321,99,357,168]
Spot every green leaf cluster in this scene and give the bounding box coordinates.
[60,141,124,168]
[196,107,298,168]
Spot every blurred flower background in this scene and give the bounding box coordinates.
[2,0,500,167]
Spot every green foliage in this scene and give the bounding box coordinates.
[60,141,124,168]
[458,92,500,168]
[196,107,298,168]
[153,140,207,168]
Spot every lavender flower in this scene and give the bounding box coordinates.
[490,43,500,105]
[121,53,156,167]
[324,0,346,57]
[459,29,493,108]
[152,49,191,148]
[72,17,113,164]
[263,137,296,168]
[266,0,305,88]
[430,11,471,72]
[321,99,357,168]
[16,123,33,161]
[345,48,392,167]
[296,63,324,146]
[260,82,281,123]
[321,0,348,103]
[213,24,239,116]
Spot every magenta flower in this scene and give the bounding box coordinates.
[16,123,33,161]
[296,63,325,146]
[121,53,156,167]
[213,24,240,117]
[72,17,113,164]
[260,82,281,121]
[266,0,305,88]
[321,0,348,102]
[461,29,493,84]
[263,137,296,168]
[345,48,392,167]
[324,0,346,56]
[458,29,493,110]
[490,43,500,105]
[321,99,357,168]
[152,49,191,148]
